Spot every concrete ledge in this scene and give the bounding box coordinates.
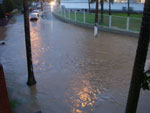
[53,12,139,38]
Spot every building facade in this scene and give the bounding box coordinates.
[60,0,144,12]
[114,0,145,3]
[61,0,145,3]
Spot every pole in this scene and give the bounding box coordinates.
[126,17,130,31]
[125,0,150,113]
[23,0,36,86]
[84,11,86,23]
[75,11,77,21]
[69,10,70,19]
[94,0,99,37]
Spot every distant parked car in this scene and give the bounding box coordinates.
[37,5,41,9]
[29,13,38,21]
[29,7,34,12]
[32,10,40,16]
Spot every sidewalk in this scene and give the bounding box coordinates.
[0,26,6,41]
[0,18,10,26]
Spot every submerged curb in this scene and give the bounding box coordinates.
[52,12,139,38]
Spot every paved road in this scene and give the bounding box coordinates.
[0,6,150,113]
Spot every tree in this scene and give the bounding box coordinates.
[3,0,15,12]
[94,0,99,37]
[125,0,150,113]
[12,0,22,9]
[0,4,5,19]
[108,0,114,15]
[23,0,36,86]
[88,0,91,13]
[100,0,104,24]
[99,0,109,24]
[127,0,130,16]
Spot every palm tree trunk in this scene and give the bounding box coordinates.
[125,0,150,113]
[109,0,111,15]
[88,0,91,13]
[128,0,130,16]
[23,0,36,86]
[100,0,104,24]
[94,0,99,37]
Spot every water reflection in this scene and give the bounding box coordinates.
[29,86,41,111]
[30,21,47,73]
[69,72,101,113]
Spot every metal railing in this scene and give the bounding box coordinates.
[53,7,142,33]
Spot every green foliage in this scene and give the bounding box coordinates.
[0,0,22,18]
[141,71,150,90]
[3,0,15,12]
[12,0,22,9]
[0,4,5,18]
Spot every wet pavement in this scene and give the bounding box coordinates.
[0,27,6,41]
[0,6,150,113]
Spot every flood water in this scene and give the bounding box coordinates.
[0,6,150,113]
[0,26,6,40]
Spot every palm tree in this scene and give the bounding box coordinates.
[109,0,114,15]
[88,0,91,13]
[94,0,99,37]
[127,0,130,16]
[23,0,36,86]
[108,0,113,28]
[125,0,150,113]
[100,0,104,24]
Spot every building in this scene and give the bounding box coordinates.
[61,0,145,3]
[60,0,144,12]
[114,0,145,3]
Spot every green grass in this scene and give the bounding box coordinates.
[57,11,142,32]
[111,13,142,18]
[129,18,142,32]
[76,12,84,22]
[10,100,21,108]
[111,15,127,30]
[86,13,95,24]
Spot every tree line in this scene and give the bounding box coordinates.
[0,0,22,19]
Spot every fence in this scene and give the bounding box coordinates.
[53,7,142,33]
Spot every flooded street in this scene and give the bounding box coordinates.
[0,6,150,113]
[0,27,6,40]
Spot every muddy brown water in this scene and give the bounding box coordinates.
[0,27,6,40]
[0,7,150,113]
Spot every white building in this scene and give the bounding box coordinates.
[60,0,144,12]
[114,0,145,3]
